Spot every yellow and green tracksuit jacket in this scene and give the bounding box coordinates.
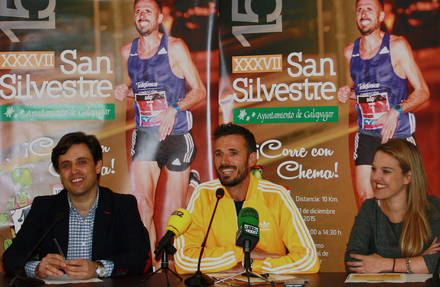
[174,174,320,274]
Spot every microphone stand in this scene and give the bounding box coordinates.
[184,190,224,286]
[144,244,182,286]
[244,240,252,287]
[213,268,274,286]
[213,239,275,286]
[9,214,65,287]
[243,266,275,286]
[8,272,44,287]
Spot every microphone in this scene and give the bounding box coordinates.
[216,188,225,198]
[154,208,191,256]
[234,208,272,285]
[144,209,192,283]
[9,213,66,287]
[236,207,259,271]
[185,188,224,287]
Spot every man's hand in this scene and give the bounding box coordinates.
[35,254,66,278]
[153,107,177,141]
[223,263,245,273]
[64,259,98,279]
[114,84,131,101]
[250,248,281,261]
[337,85,353,103]
[346,253,392,273]
[374,109,400,144]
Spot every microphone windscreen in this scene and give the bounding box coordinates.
[236,207,260,250]
[216,188,225,199]
[165,208,191,236]
[237,207,259,228]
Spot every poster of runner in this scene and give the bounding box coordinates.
[0,0,217,266]
[218,0,439,271]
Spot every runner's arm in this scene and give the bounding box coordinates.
[169,38,206,111]
[391,37,429,113]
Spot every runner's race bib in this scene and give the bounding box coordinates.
[357,90,390,130]
[135,90,167,127]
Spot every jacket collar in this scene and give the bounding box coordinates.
[53,187,114,260]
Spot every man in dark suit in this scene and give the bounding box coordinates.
[2,132,151,279]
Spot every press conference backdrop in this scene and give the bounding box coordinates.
[0,0,217,265]
[1,0,439,272]
[217,0,440,272]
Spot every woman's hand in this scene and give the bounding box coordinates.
[422,237,440,255]
[346,253,393,273]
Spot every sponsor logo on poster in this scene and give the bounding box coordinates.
[0,104,115,121]
[234,106,338,124]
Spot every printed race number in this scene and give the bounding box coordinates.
[135,91,167,127]
[357,91,389,130]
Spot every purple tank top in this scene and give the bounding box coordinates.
[128,35,191,134]
[350,34,414,137]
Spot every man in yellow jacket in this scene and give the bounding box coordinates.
[174,123,319,274]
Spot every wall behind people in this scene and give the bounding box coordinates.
[0,0,439,272]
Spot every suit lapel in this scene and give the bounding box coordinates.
[92,187,113,260]
[52,190,70,257]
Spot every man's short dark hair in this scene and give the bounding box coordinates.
[51,132,102,171]
[134,0,162,10]
[214,123,257,154]
[356,0,384,8]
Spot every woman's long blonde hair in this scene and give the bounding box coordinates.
[376,139,432,257]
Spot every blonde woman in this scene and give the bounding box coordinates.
[345,139,440,273]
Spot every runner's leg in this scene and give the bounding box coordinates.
[131,160,160,257]
[355,165,374,208]
[154,167,190,241]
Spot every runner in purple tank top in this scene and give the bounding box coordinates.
[113,0,206,266]
[337,0,429,208]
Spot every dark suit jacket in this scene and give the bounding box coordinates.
[2,186,152,276]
